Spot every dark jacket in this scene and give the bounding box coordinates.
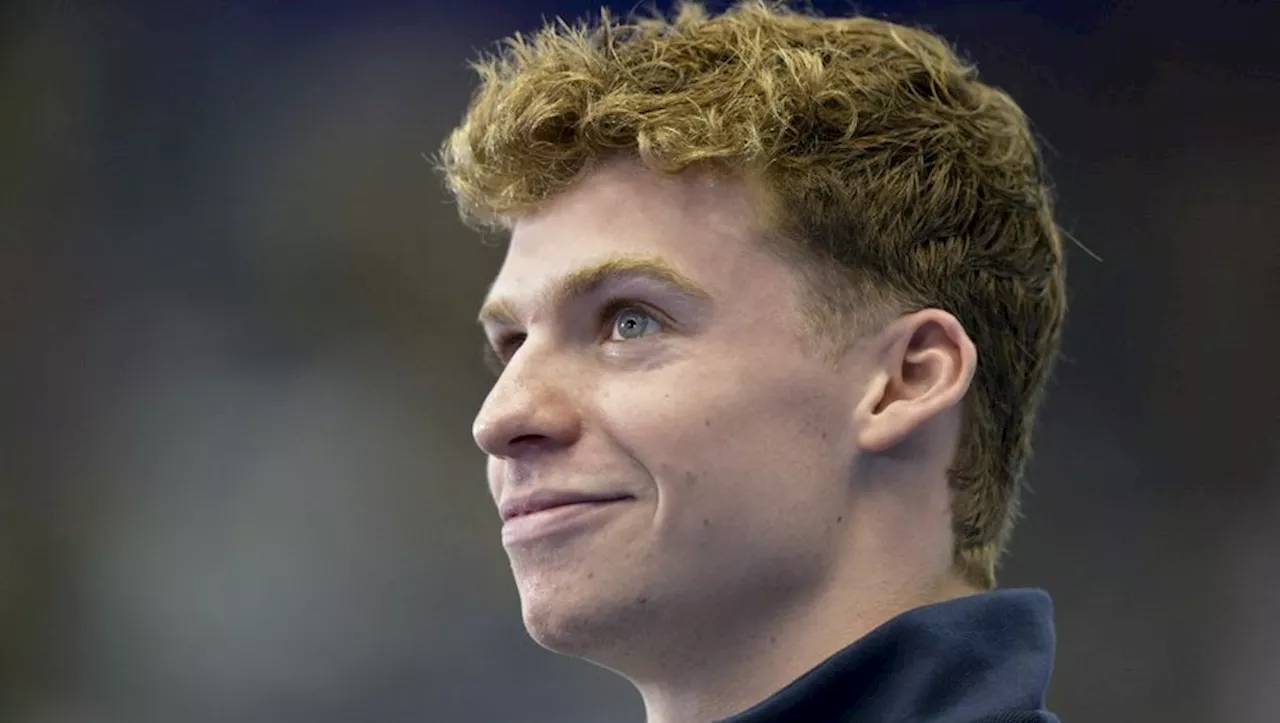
[719,588,1060,723]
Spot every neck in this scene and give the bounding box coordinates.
[624,460,975,723]
[628,569,979,723]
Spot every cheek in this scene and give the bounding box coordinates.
[598,367,853,596]
[599,362,851,535]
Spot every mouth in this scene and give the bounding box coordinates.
[500,496,634,545]
[499,492,633,523]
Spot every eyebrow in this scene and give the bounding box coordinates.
[477,254,711,328]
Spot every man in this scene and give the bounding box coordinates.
[439,2,1065,721]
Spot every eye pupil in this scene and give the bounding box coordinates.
[614,308,654,340]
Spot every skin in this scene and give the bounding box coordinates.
[474,159,981,723]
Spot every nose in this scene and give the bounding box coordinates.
[472,350,583,459]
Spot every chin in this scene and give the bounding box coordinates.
[518,585,600,649]
[518,585,649,661]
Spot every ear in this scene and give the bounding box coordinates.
[854,309,977,453]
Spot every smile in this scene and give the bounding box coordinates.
[501,498,630,546]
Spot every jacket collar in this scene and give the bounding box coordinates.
[719,588,1058,722]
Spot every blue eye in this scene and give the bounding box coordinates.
[609,306,661,341]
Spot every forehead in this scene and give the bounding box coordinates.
[485,162,779,307]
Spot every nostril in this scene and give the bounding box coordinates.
[508,433,547,448]
[474,384,582,456]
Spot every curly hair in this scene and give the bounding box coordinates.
[439,0,1066,589]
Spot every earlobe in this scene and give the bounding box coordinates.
[854,310,977,453]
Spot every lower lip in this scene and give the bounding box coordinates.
[502,499,630,545]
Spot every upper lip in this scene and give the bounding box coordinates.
[499,489,632,522]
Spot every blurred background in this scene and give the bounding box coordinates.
[2,0,1277,721]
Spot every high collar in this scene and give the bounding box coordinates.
[718,588,1059,723]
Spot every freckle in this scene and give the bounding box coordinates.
[702,517,711,528]
[685,470,698,486]
[820,431,828,440]
[769,635,777,645]
[587,571,595,579]
[704,419,712,427]
[638,596,650,606]
[836,515,843,523]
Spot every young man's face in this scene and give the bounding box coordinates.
[474,160,868,664]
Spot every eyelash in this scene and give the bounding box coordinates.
[598,299,664,341]
[484,334,523,376]
[484,298,664,374]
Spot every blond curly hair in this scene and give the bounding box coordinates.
[439,0,1067,589]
